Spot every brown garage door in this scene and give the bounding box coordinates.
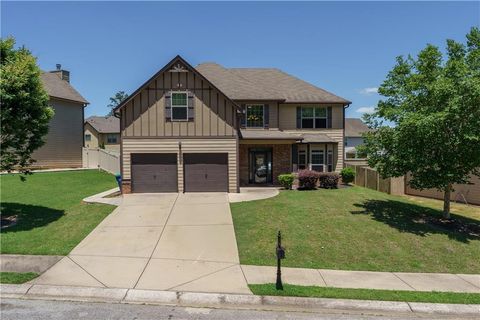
[131,153,178,193]
[184,153,228,192]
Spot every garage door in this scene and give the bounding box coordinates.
[184,153,228,192]
[131,153,178,193]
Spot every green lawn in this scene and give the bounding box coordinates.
[231,186,480,273]
[250,284,480,304]
[1,170,117,255]
[0,272,39,284]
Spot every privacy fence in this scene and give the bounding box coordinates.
[82,148,120,175]
[345,164,404,196]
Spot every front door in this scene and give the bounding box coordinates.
[249,149,272,184]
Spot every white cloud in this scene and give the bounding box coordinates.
[356,106,375,114]
[358,87,379,95]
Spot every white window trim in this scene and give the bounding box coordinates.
[171,91,189,121]
[310,149,325,171]
[300,106,327,129]
[246,104,265,128]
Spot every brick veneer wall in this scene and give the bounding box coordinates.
[122,180,132,194]
[239,144,292,185]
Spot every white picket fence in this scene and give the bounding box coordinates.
[82,148,120,174]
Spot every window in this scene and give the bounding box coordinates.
[85,134,91,142]
[311,149,324,172]
[301,107,327,129]
[171,92,188,121]
[298,150,307,170]
[327,150,333,172]
[246,104,264,128]
[107,134,117,144]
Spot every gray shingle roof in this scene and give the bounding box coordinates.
[85,116,120,133]
[40,72,88,104]
[345,118,371,137]
[196,63,350,104]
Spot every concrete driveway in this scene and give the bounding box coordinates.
[35,193,251,294]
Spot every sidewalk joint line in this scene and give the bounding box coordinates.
[133,193,180,289]
[454,274,480,290]
[67,256,108,288]
[166,263,237,291]
[392,272,416,291]
[316,269,328,286]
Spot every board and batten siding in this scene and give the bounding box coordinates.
[278,103,344,130]
[122,138,238,192]
[120,69,237,138]
[32,98,84,168]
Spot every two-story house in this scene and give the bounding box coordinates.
[114,56,350,193]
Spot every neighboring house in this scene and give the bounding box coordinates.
[84,116,120,152]
[114,56,350,193]
[32,65,88,168]
[344,118,371,163]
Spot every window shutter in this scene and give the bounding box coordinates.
[296,107,301,128]
[165,92,171,121]
[291,144,298,165]
[327,106,332,128]
[241,104,246,128]
[187,91,195,121]
[264,104,269,129]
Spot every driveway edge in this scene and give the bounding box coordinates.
[1,284,479,316]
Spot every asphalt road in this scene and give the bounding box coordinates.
[0,298,473,320]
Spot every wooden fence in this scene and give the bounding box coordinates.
[82,148,120,175]
[346,164,405,196]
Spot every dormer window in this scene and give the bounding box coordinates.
[246,104,264,128]
[301,107,327,128]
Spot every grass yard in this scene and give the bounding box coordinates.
[0,272,39,284]
[231,186,480,273]
[1,170,117,255]
[249,284,480,304]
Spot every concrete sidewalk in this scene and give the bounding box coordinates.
[242,265,480,293]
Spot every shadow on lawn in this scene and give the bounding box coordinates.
[352,199,480,243]
[0,202,64,233]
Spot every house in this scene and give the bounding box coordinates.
[344,118,371,164]
[84,116,120,151]
[114,56,350,193]
[32,65,88,168]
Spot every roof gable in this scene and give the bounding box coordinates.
[345,118,371,137]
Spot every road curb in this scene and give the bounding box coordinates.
[1,284,479,316]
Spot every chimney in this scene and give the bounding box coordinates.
[50,64,70,83]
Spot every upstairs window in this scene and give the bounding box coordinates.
[171,92,188,121]
[85,134,91,142]
[246,104,264,128]
[107,134,117,144]
[301,107,327,128]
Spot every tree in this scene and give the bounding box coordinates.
[0,37,54,176]
[107,91,128,116]
[360,27,480,219]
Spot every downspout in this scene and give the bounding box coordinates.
[343,103,351,167]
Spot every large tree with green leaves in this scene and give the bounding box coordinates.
[107,91,128,116]
[0,37,54,175]
[361,27,480,219]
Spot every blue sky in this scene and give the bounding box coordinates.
[2,1,478,118]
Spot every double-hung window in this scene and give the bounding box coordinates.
[85,134,91,142]
[246,104,264,128]
[310,149,325,172]
[107,134,117,144]
[171,92,188,121]
[301,107,327,128]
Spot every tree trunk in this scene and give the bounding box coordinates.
[443,184,452,220]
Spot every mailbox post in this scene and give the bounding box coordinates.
[276,231,285,290]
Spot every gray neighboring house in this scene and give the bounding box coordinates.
[84,116,120,152]
[344,118,371,163]
[32,65,89,168]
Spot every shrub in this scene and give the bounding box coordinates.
[319,173,340,189]
[278,173,295,190]
[297,170,319,190]
[340,167,355,184]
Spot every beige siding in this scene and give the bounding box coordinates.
[122,66,237,138]
[279,103,344,130]
[122,138,238,192]
[405,174,480,205]
[32,98,84,168]
[84,123,99,149]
